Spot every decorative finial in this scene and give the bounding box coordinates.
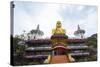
[78,24,80,30]
[37,24,39,30]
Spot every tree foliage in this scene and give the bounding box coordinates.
[86,33,97,48]
[85,33,97,61]
[12,28,44,65]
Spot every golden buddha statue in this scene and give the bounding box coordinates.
[44,21,75,64]
[52,21,66,35]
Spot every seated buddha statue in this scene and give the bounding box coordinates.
[52,21,66,35]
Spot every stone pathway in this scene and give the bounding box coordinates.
[50,55,70,64]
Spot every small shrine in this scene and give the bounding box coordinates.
[44,21,75,63]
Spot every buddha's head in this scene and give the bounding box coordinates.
[56,21,62,28]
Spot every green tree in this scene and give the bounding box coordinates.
[85,33,97,61]
[13,35,26,65]
[86,33,97,48]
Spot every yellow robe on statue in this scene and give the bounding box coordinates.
[52,28,66,34]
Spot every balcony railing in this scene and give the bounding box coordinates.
[26,38,86,45]
[25,45,88,51]
[24,52,90,59]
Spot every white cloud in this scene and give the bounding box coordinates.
[77,5,85,11]
[14,2,97,38]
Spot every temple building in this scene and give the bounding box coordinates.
[23,21,90,64]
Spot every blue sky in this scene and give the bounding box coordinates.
[14,1,97,38]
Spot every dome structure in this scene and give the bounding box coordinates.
[74,25,85,39]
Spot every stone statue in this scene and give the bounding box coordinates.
[52,21,66,35]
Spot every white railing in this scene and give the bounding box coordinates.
[26,45,88,50]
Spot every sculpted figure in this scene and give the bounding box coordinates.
[52,21,66,35]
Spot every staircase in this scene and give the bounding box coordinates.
[50,55,70,64]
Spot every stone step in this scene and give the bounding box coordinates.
[50,55,70,64]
